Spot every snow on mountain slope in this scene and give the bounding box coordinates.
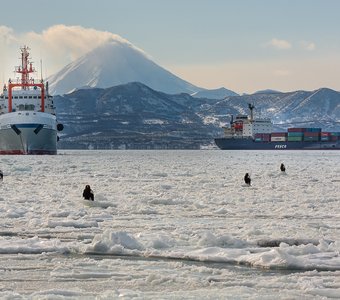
[191,87,238,99]
[203,87,340,130]
[48,38,202,95]
[54,83,340,149]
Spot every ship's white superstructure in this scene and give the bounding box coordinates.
[0,46,63,154]
[222,104,273,138]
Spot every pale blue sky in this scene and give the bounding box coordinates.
[1,0,340,93]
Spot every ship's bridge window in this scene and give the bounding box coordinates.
[34,96,38,99]
[17,104,35,111]
[29,96,32,99]
[19,96,23,99]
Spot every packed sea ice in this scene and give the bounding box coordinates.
[0,150,339,299]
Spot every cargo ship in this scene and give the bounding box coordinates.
[214,104,340,150]
[0,46,63,154]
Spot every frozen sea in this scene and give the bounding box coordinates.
[0,150,339,299]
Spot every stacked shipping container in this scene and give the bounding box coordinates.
[330,132,340,141]
[254,133,271,142]
[253,128,340,143]
[321,132,331,141]
[271,132,287,142]
[320,132,340,142]
[287,131,304,142]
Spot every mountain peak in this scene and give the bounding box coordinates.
[48,38,201,95]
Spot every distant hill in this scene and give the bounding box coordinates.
[54,82,220,149]
[191,87,238,99]
[254,89,282,94]
[54,83,340,149]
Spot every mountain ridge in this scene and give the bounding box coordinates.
[54,83,340,149]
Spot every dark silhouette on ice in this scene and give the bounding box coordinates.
[83,185,94,201]
[280,163,286,172]
[244,173,251,186]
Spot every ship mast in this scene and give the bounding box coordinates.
[15,46,35,89]
[7,46,45,112]
[248,103,255,122]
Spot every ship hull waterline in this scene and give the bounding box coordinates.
[214,137,340,150]
[0,125,57,155]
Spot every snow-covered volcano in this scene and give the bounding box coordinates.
[48,38,201,95]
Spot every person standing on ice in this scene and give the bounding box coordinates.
[280,163,286,172]
[83,185,94,201]
[0,170,3,181]
[244,173,251,186]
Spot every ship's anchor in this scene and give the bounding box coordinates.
[10,125,27,154]
[10,125,21,135]
[34,124,44,134]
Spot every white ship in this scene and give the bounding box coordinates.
[0,46,63,154]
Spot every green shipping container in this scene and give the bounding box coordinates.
[288,132,304,137]
[287,137,303,142]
